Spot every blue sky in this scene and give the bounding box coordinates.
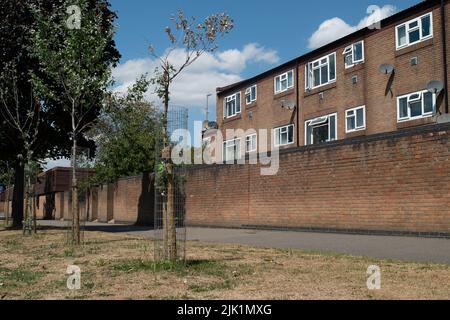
[47,0,421,168]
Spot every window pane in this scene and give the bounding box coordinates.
[251,86,257,100]
[321,65,329,84]
[345,53,353,67]
[288,126,294,143]
[314,69,321,87]
[281,79,287,91]
[305,65,310,89]
[306,124,312,145]
[281,131,287,145]
[398,26,407,46]
[354,42,363,61]
[409,21,418,29]
[236,93,241,113]
[329,115,336,140]
[423,92,434,113]
[235,140,241,159]
[409,29,420,43]
[313,125,329,143]
[410,100,422,117]
[329,54,336,81]
[275,129,280,146]
[347,116,356,131]
[422,15,431,37]
[275,77,280,92]
[287,72,293,88]
[356,108,364,127]
[399,98,408,118]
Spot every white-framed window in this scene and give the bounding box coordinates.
[397,90,435,122]
[245,85,257,105]
[396,12,433,50]
[305,53,336,90]
[274,70,294,94]
[346,106,366,133]
[223,138,241,162]
[305,113,337,145]
[274,124,294,147]
[223,92,241,118]
[246,134,257,153]
[343,41,364,69]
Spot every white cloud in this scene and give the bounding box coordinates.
[308,5,397,49]
[111,43,279,108]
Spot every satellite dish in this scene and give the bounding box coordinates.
[379,64,394,74]
[281,100,296,110]
[427,80,444,94]
[202,120,210,130]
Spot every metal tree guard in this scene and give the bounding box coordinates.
[154,106,188,262]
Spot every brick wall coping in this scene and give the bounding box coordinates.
[187,122,450,172]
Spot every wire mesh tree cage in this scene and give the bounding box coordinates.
[154,106,189,262]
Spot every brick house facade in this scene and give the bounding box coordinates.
[211,0,449,160]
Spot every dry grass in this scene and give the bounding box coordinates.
[0,228,449,300]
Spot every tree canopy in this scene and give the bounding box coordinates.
[89,76,162,184]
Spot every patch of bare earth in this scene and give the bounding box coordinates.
[0,228,449,300]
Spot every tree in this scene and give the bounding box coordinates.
[0,64,41,232]
[0,0,119,228]
[0,161,14,226]
[150,10,233,260]
[31,0,120,244]
[89,76,162,184]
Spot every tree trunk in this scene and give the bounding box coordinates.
[5,186,10,227]
[163,82,177,261]
[11,161,24,228]
[72,135,80,245]
[166,163,177,260]
[33,183,37,233]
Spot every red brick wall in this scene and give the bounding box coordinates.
[112,174,154,224]
[186,124,450,235]
[97,184,114,223]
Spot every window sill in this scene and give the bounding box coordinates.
[304,82,337,97]
[274,88,295,100]
[222,114,242,124]
[345,129,366,139]
[395,38,434,57]
[344,63,365,75]
[397,116,435,129]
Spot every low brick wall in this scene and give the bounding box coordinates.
[185,124,450,235]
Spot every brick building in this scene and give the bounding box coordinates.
[210,0,449,160]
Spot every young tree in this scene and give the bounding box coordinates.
[31,0,119,244]
[0,0,118,228]
[89,76,162,184]
[0,63,42,232]
[150,10,233,260]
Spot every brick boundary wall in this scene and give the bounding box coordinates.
[185,123,450,237]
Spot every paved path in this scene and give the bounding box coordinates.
[35,221,450,264]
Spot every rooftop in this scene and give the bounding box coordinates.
[217,0,444,96]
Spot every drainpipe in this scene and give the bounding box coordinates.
[441,0,449,113]
[296,60,300,147]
